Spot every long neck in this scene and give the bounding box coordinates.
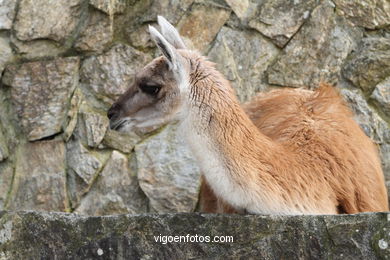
[188,64,278,169]
[181,55,295,214]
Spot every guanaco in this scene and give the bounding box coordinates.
[107,16,388,214]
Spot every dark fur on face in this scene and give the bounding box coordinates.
[108,56,183,132]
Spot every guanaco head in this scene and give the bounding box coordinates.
[107,16,192,132]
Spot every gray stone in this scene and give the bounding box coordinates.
[334,0,390,29]
[208,26,280,102]
[1,211,390,259]
[387,181,390,206]
[102,129,141,154]
[80,44,152,104]
[177,2,231,53]
[81,110,109,148]
[268,0,362,88]
[74,9,113,53]
[126,24,155,50]
[381,144,390,181]
[66,138,109,209]
[0,0,17,30]
[64,90,108,145]
[63,88,83,142]
[248,0,319,47]
[340,88,389,144]
[89,0,126,15]
[0,81,21,152]
[114,0,194,47]
[137,0,194,25]
[0,123,8,162]
[65,94,109,144]
[10,36,65,60]
[0,162,13,210]
[225,0,267,28]
[2,57,80,141]
[0,35,13,74]
[225,0,250,20]
[66,139,104,187]
[343,37,390,93]
[7,141,67,211]
[14,0,83,42]
[371,77,390,118]
[75,151,148,216]
[135,124,201,213]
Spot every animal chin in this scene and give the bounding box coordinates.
[109,117,159,134]
[119,122,137,133]
[135,119,166,133]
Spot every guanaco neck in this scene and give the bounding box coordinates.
[180,54,297,214]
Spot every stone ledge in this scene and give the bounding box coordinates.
[0,211,389,259]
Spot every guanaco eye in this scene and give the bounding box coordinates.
[139,83,161,95]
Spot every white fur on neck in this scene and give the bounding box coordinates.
[179,108,305,215]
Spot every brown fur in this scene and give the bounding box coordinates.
[198,80,388,214]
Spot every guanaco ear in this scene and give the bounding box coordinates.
[157,16,186,49]
[149,25,181,71]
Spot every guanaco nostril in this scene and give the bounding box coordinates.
[107,106,117,120]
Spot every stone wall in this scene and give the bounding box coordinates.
[1,211,390,259]
[0,0,389,215]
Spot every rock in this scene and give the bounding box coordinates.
[63,88,83,142]
[0,0,17,30]
[14,0,83,43]
[381,144,390,181]
[248,0,319,47]
[81,110,109,148]
[0,35,13,74]
[74,9,113,53]
[80,44,151,104]
[267,0,362,88]
[371,77,390,118]
[75,151,148,216]
[340,88,389,144]
[67,94,109,145]
[66,138,108,208]
[343,37,390,93]
[0,162,13,210]
[7,141,67,211]
[1,211,390,259]
[10,36,65,60]
[224,0,266,28]
[114,0,194,47]
[102,129,141,153]
[0,123,8,162]
[135,124,201,213]
[0,82,20,152]
[137,0,194,25]
[208,26,280,102]
[89,0,126,15]
[66,138,105,188]
[177,2,231,53]
[126,24,155,50]
[2,57,80,141]
[334,0,390,29]
[224,0,250,20]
